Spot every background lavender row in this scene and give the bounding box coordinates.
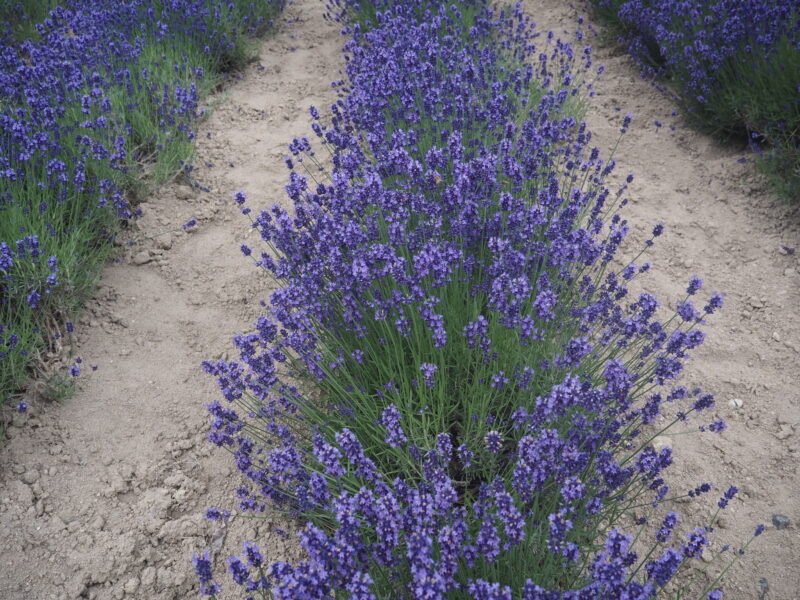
[0,0,285,409]
[588,0,799,200]
[200,1,753,598]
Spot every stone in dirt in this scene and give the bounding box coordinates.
[156,234,173,250]
[175,185,194,200]
[132,251,151,266]
[772,514,791,530]
[21,469,39,485]
[9,481,34,506]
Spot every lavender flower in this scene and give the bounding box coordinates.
[419,363,438,389]
[484,430,503,455]
[381,404,407,448]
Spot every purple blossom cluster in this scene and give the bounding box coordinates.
[199,0,748,597]
[591,0,797,105]
[213,429,728,599]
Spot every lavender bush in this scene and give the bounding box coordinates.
[589,0,800,199]
[0,0,285,407]
[200,1,760,597]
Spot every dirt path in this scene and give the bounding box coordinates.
[1,2,798,600]
[524,2,800,598]
[0,2,342,598]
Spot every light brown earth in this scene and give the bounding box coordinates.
[0,1,797,599]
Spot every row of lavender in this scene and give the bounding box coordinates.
[0,0,285,408]
[199,1,759,598]
[590,0,799,200]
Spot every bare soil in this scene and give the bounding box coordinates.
[0,1,797,599]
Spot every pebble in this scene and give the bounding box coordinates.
[758,577,769,600]
[123,576,140,595]
[156,234,173,250]
[11,481,35,506]
[772,514,791,530]
[11,464,25,475]
[140,566,157,589]
[175,185,194,200]
[728,398,744,409]
[132,251,151,266]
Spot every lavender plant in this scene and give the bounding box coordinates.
[589,0,800,199]
[0,0,285,406]
[199,1,756,597]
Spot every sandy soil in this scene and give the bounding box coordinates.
[0,1,797,599]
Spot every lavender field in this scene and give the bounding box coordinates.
[0,1,798,599]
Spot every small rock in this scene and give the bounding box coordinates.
[48,466,58,476]
[772,514,791,530]
[156,234,173,250]
[211,526,227,555]
[11,464,25,475]
[90,515,105,531]
[109,473,128,494]
[30,481,43,497]
[775,425,794,440]
[772,331,781,342]
[157,567,175,588]
[10,481,34,506]
[175,185,194,200]
[123,576,140,595]
[758,577,769,600]
[728,398,743,409]
[132,251,151,266]
[141,566,157,589]
[21,469,39,485]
